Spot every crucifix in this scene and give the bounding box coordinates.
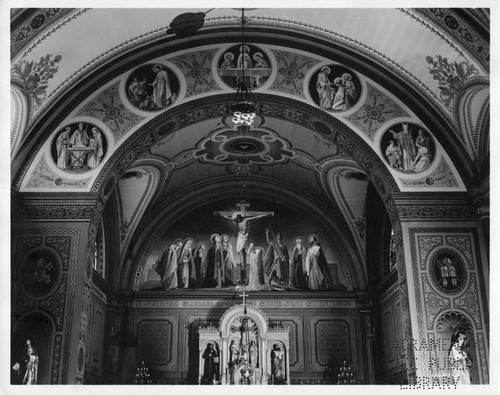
[238,290,249,313]
[214,201,273,285]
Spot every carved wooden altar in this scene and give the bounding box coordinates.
[198,303,290,385]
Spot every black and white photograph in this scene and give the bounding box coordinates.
[5,2,495,393]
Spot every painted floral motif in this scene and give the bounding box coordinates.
[309,65,361,112]
[218,45,272,89]
[345,83,409,140]
[51,122,107,173]
[26,156,91,189]
[381,123,435,174]
[270,50,318,97]
[126,63,179,111]
[170,49,219,97]
[417,235,443,270]
[422,274,451,330]
[11,54,62,110]
[76,82,145,142]
[425,55,479,111]
[454,274,481,329]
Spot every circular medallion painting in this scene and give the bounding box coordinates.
[380,122,435,174]
[51,122,107,174]
[126,63,179,111]
[19,247,61,299]
[309,65,361,112]
[430,249,466,295]
[217,44,271,89]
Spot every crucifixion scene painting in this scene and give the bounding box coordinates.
[140,198,347,292]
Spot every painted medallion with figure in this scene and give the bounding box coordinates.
[51,122,107,174]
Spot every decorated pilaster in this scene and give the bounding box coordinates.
[394,193,489,385]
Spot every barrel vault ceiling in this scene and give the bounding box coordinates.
[10,8,490,289]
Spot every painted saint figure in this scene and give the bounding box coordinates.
[385,140,403,170]
[152,64,172,109]
[202,234,223,288]
[178,239,196,288]
[291,238,307,289]
[305,236,334,290]
[221,235,236,287]
[155,243,178,290]
[342,73,357,107]
[316,66,334,110]
[264,228,290,286]
[246,244,264,291]
[390,123,417,171]
[56,127,71,169]
[86,128,104,169]
[331,77,346,111]
[193,242,207,288]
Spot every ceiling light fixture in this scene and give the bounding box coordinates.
[230,8,257,126]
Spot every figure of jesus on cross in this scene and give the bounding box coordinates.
[214,201,273,284]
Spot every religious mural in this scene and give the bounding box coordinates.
[430,250,466,294]
[140,199,347,292]
[50,122,107,173]
[217,44,272,89]
[18,248,61,299]
[309,65,361,112]
[380,122,435,174]
[125,63,179,111]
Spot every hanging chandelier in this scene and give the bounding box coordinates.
[230,8,257,126]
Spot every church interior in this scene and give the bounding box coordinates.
[9,6,490,386]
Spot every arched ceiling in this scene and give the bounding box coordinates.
[10,7,490,290]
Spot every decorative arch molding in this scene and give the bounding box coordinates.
[219,305,269,338]
[457,82,489,165]
[125,180,364,292]
[11,85,29,158]
[13,24,477,191]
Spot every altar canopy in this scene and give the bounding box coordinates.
[198,303,290,385]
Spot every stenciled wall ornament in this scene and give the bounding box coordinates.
[309,65,361,112]
[345,83,409,140]
[218,44,272,90]
[18,247,62,299]
[50,122,108,173]
[380,122,435,174]
[269,49,318,97]
[76,82,145,143]
[126,63,179,111]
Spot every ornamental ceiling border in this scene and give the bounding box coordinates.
[13,11,478,133]
[412,8,489,72]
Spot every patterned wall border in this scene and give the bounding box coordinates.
[476,332,489,383]
[413,9,489,71]
[51,334,63,384]
[12,9,87,59]
[15,202,95,220]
